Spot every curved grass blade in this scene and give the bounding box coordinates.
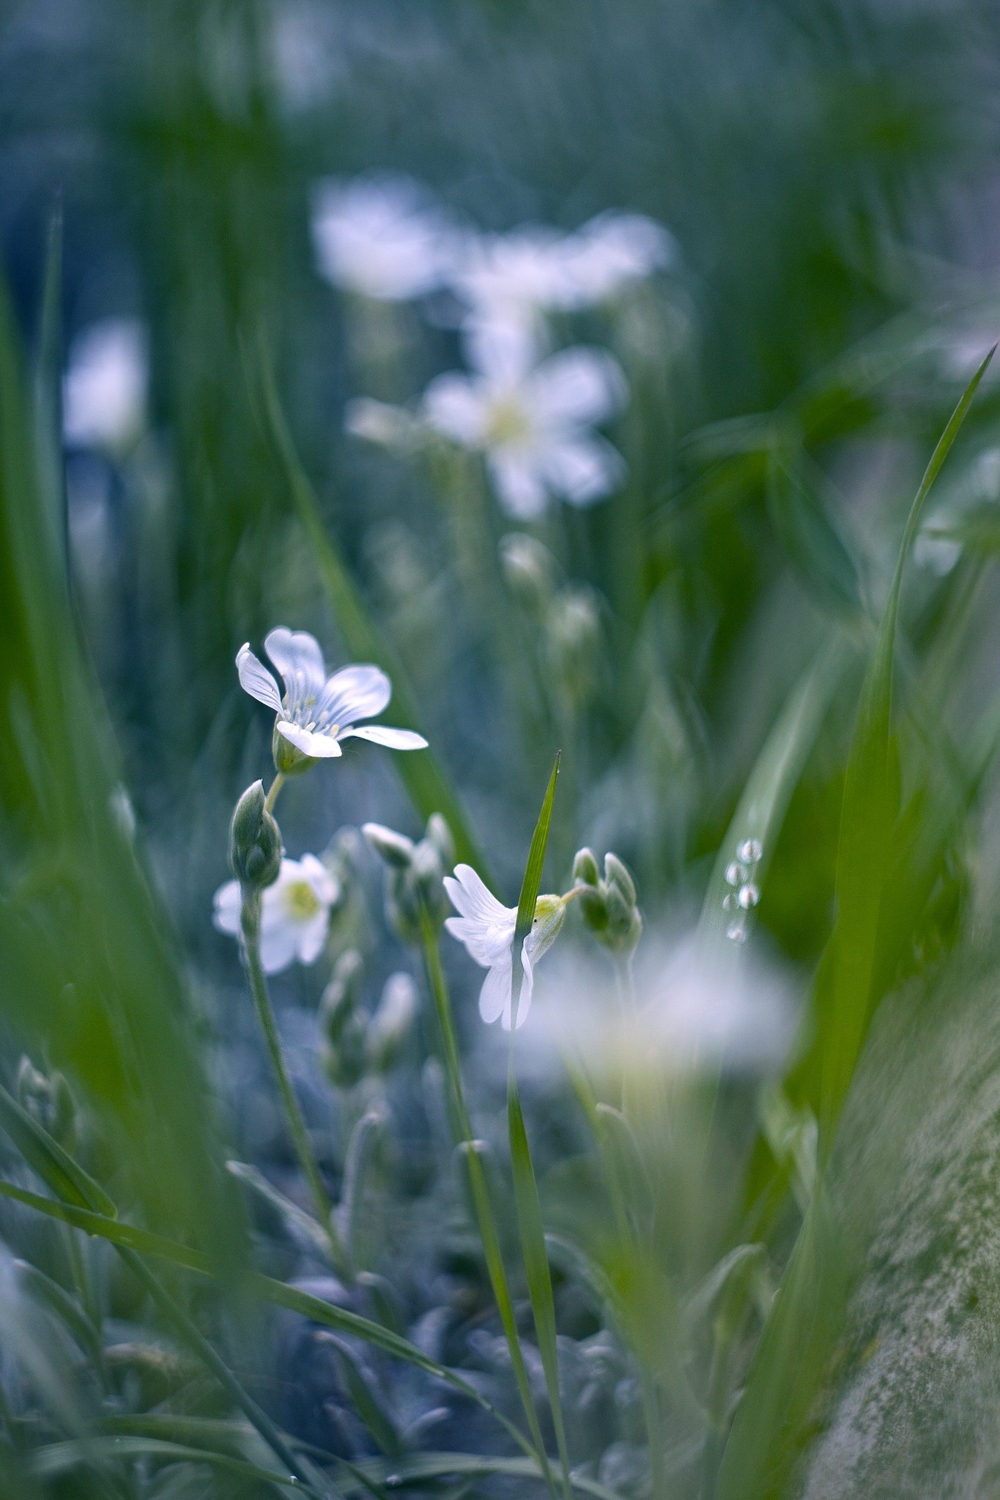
[507,752,572,1498]
[334,1450,626,1500]
[27,1436,311,1492]
[0,1177,536,1463]
[819,343,995,1134]
[254,338,488,877]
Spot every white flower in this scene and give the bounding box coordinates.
[310,175,454,301]
[443,863,566,1030]
[63,319,147,451]
[447,212,672,340]
[562,211,674,302]
[236,627,427,761]
[422,322,627,519]
[213,855,340,974]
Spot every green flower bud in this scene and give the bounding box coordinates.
[17,1057,77,1151]
[366,972,418,1074]
[321,951,370,1088]
[572,847,601,887]
[229,781,282,891]
[604,853,636,906]
[362,823,415,868]
[499,533,554,615]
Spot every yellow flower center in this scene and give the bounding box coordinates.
[284,880,321,920]
[484,394,533,448]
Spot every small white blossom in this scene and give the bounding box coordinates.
[236,627,427,761]
[422,322,627,519]
[63,319,147,452]
[447,212,672,341]
[213,855,339,974]
[443,863,566,1030]
[310,175,454,301]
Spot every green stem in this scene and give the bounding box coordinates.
[240,890,350,1280]
[419,911,557,1498]
[264,771,286,814]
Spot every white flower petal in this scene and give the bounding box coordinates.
[298,852,340,907]
[505,943,535,1031]
[212,880,242,936]
[479,960,511,1025]
[311,174,452,301]
[422,374,488,447]
[487,452,549,519]
[540,434,625,506]
[528,347,627,427]
[445,865,511,924]
[236,646,283,712]
[258,919,301,975]
[317,664,392,726]
[265,628,328,709]
[276,721,344,758]
[296,909,332,965]
[461,318,538,385]
[340,724,428,751]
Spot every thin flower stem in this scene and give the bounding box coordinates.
[240,891,350,1281]
[264,771,286,814]
[418,910,558,1499]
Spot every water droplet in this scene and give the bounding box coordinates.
[725,861,746,887]
[386,1478,402,1489]
[738,883,760,909]
[738,838,762,864]
[726,921,747,943]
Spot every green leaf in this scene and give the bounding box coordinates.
[697,639,848,955]
[27,1436,307,1493]
[331,1450,626,1500]
[819,343,994,1132]
[766,450,864,621]
[0,1085,116,1217]
[226,1160,331,1256]
[510,751,561,1021]
[254,338,489,879]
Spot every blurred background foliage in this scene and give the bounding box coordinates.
[4,0,1000,1494]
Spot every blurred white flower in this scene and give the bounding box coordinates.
[443,863,566,1029]
[344,396,421,452]
[562,211,674,302]
[237,627,427,761]
[448,211,672,341]
[422,322,627,518]
[63,319,147,452]
[311,175,454,300]
[213,854,339,974]
[532,934,798,1078]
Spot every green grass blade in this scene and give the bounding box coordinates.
[508,1079,573,1500]
[27,1437,309,1493]
[510,752,561,1021]
[0,1176,537,1463]
[697,639,848,955]
[506,752,572,1497]
[819,344,994,1132]
[0,1085,116,1216]
[330,1451,627,1500]
[254,339,488,877]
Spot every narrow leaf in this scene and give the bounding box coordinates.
[510,751,561,1022]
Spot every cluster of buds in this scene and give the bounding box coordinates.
[17,1057,77,1152]
[572,848,642,958]
[319,951,418,1088]
[362,814,455,943]
[501,534,602,712]
[228,781,282,894]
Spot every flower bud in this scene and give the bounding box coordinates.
[362,823,414,868]
[425,813,455,872]
[321,951,370,1089]
[573,849,643,959]
[271,723,313,777]
[499,533,554,615]
[229,781,282,891]
[17,1057,77,1151]
[366,972,418,1074]
[604,853,637,906]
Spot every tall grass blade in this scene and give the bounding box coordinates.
[818,344,994,1133]
[506,752,572,1497]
